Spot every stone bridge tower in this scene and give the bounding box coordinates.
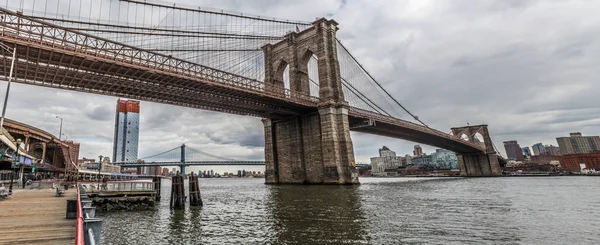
[451,125,502,176]
[261,18,358,184]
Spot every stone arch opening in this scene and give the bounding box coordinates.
[474,132,486,148]
[275,60,291,97]
[460,134,470,141]
[303,51,320,98]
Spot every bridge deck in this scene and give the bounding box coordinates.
[0,188,77,245]
[0,8,317,119]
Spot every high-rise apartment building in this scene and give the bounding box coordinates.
[413,145,423,157]
[556,132,600,155]
[371,146,408,176]
[532,143,545,156]
[544,145,561,156]
[504,140,524,161]
[522,147,532,158]
[113,99,140,169]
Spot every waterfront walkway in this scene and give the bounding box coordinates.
[0,188,76,245]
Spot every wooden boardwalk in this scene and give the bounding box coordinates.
[0,188,76,245]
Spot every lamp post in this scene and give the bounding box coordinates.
[55,116,63,140]
[8,138,21,196]
[0,43,17,130]
[98,155,103,189]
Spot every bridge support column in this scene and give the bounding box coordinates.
[456,153,501,177]
[262,105,359,185]
[451,124,502,177]
[180,165,186,176]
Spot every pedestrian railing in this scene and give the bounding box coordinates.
[79,181,154,193]
[75,184,102,245]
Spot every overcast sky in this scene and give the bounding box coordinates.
[1,0,599,170]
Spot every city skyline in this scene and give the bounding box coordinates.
[0,0,598,164]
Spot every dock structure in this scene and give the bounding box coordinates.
[188,172,203,206]
[0,189,77,244]
[79,181,156,211]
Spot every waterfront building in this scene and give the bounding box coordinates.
[411,154,432,166]
[522,147,532,158]
[532,143,546,156]
[530,154,562,165]
[431,149,458,169]
[370,146,408,176]
[113,99,140,173]
[544,145,561,156]
[556,132,600,155]
[503,140,524,161]
[413,145,423,157]
[78,158,95,167]
[560,153,600,171]
[411,149,458,169]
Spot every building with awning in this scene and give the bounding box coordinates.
[0,118,80,176]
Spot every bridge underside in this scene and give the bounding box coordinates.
[0,41,316,119]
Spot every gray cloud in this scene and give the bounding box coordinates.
[1,0,599,166]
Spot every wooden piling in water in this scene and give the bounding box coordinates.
[153,176,161,201]
[188,172,203,206]
[170,172,185,209]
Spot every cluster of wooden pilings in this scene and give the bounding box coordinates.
[169,171,203,209]
[188,172,203,206]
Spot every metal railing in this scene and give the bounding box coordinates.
[75,184,102,245]
[79,181,154,193]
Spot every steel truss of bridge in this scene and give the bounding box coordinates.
[114,161,266,167]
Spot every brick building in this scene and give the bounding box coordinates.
[560,153,600,171]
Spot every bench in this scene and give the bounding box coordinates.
[0,185,7,199]
[56,187,65,197]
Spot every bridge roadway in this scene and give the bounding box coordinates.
[0,8,501,163]
[114,161,266,167]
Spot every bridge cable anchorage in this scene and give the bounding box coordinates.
[336,39,430,128]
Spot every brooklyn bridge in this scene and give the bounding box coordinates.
[0,0,504,184]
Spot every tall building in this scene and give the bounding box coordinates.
[411,149,458,169]
[532,143,546,156]
[413,145,423,157]
[522,147,532,158]
[379,146,396,157]
[113,99,140,172]
[504,140,524,161]
[544,145,561,156]
[556,132,600,155]
[371,146,408,176]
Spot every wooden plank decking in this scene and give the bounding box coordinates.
[0,188,76,245]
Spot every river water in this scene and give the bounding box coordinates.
[101,177,599,244]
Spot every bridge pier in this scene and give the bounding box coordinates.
[456,153,502,176]
[180,165,186,176]
[262,105,359,185]
[451,125,502,177]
